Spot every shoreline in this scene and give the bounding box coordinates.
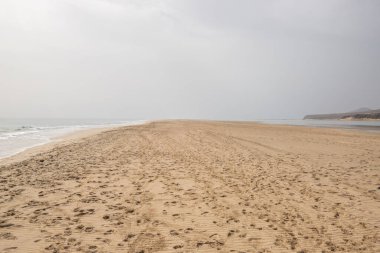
[0,126,114,166]
[0,121,148,166]
[339,118,380,121]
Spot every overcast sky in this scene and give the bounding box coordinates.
[1,0,379,120]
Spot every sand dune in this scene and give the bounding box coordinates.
[0,121,379,253]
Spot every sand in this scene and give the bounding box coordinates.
[0,120,379,253]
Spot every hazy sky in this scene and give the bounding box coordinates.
[1,0,379,119]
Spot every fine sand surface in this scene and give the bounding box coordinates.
[0,120,379,253]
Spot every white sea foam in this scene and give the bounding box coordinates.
[0,119,146,159]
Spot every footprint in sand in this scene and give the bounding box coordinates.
[128,232,165,253]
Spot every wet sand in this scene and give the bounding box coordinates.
[0,120,379,253]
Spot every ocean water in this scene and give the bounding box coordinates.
[0,119,145,159]
[255,119,380,131]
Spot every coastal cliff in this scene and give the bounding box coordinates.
[304,108,380,120]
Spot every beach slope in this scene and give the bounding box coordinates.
[0,121,379,252]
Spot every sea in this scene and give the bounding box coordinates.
[0,119,145,159]
[255,119,380,131]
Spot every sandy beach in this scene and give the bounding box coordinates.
[0,120,379,253]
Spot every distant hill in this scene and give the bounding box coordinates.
[304,108,380,120]
[349,107,372,113]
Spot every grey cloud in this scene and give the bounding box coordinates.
[1,0,379,119]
